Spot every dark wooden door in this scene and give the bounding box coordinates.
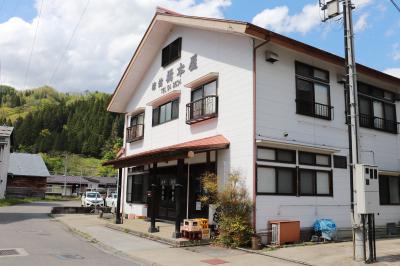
[157,175,177,220]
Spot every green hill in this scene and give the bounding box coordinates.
[0,85,123,177]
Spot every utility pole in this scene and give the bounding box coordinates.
[63,154,68,196]
[320,0,364,261]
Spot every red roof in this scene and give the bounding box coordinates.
[103,135,229,168]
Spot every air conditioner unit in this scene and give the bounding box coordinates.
[354,164,380,214]
[337,74,346,84]
[268,220,300,246]
[265,51,279,63]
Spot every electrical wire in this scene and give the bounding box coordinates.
[48,0,91,86]
[23,0,44,89]
[389,0,400,12]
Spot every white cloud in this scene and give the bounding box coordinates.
[353,0,374,9]
[354,13,369,32]
[384,68,400,78]
[251,4,321,35]
[0,0,231,92]
[393,43,400,61]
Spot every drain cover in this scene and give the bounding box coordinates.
[0,248,28,258]
[0,249,19,256]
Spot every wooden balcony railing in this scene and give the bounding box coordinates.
[359,113,399,134]
[126,124,144,143]
[296,99,333,120]
[186,95,218,125]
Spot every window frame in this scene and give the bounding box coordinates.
[357,82,398,134]
[161,37,182,68]
[299,151,332,167]
[298,169,333,197]
[256,147,296,164]
[295,61,332,120]
[152,98,180,126]
[379,175,400,206]
[126,173,149,204]
[191,79,218,101]
[256,165,297,196]
[127,112,145,143]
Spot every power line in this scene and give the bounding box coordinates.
[23,0,44,90]
[390,0,400,12]
[48,0,91,86]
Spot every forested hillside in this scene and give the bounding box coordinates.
[0,85,124,176]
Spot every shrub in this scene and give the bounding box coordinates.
[200,171,253,248]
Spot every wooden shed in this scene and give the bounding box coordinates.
[7,153,50,199]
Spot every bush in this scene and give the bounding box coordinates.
[200,171,253,248]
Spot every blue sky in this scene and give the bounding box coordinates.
[0,0,398,92]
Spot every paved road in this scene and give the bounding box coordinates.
[0,201,140,266]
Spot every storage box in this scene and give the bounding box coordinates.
[183,219,202,231]
[195,218,209,229]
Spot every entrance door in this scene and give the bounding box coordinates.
[157,176,177,220]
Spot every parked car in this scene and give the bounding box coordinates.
[81,191,104,207]
[106,192,117,207]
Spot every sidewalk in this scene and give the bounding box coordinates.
[53,214,400,266]
[53,214,298,266]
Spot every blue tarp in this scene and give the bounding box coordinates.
[313,219,337,240]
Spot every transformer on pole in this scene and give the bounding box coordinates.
[319,0,376,262]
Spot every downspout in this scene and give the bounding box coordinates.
[252,37,270,230]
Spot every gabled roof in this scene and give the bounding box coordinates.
[8,153,50,177]
[0,126,13,137]
[108,8,400,113]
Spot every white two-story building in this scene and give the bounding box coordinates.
[0,126,13,199]
[105,8,400,238]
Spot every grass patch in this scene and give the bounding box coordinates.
[0,196,80,207]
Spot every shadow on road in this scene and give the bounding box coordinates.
[0,212,49,224]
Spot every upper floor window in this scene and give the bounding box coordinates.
[295,62,332,120]
[186,80,218,124]
[162,37,182,67]
[152,98,179,126]
[127,112,144,143]
[357,82,398,134]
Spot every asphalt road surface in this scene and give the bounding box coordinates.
[0,201,140,266]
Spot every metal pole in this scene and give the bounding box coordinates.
[343,0,364,261]
[63,154,67,196]
[148,163,159,233]
[115,168,122,224]
[186,158,190,219]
